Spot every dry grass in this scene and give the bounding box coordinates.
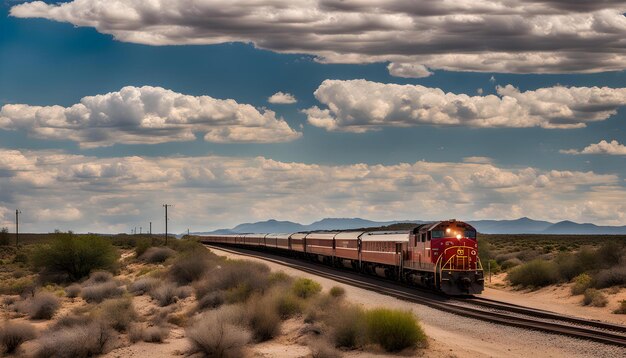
[18,292,60,320]
[64,283,81,298]
[0,321,37,354]
[169,251,214,285]
[149,282,192,307]
[33,320,113,358]
[129,277,159,295]
[98,297,137,332]
[80,281,124,303]
[139,247,176,264]
[247,294,282,341]
[308,338,341,358]
[186,306,251,358]
[129,324,169,343]
[582,288,608,307]
[365,308,426,352]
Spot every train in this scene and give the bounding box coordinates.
[198,219,484,295]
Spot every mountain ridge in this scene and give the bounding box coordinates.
[191,217,626,235]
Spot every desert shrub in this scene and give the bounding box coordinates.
[0,277,36,296]
[309,338,341,358]
[197,291,225,311]
[129,277,160,295]
[507,259,559,287]
[292,278,321,299]
[22,292,60,320]
[268,271,292,285]
[494,252,518,264]
[365,308,426,352]
[486,259,501,274]
[65,283,81,298]
[80,281,124,303]
[134,238,151,258]
[30,233,118,281]
[84,271,113,285]
[517,249,543,262]
[329,286,345,298]
[327,304,366,348]
[597,241,624,268]
[150,282,192,307]
[0,321,37,354]
[33,320,112,358]
[571,273,592,295]
[582,288,608,307]
[98,298,137,332]
[247,295,282,341]
[130,324,169,343]
[186,307,252,358]
[614,300,626,314]
[52,314,92,330]
[594,265,626,288]
[195,260,270,303]
[275,291,303,319]
[140,247,176,264]
[169,250,214,284]
[500,258,523,270]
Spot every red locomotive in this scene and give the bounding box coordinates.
[199,219,484,295]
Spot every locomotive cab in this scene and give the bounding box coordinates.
[409,220,484,295]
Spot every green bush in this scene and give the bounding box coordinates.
[292,278,321,299]
[500,258,522,270]
[329,286,345,298]
[571,273,592,295]
[486,259,501,274]
[507,259,559,287]
[328,305,366,348]
[135,238,151,258]
[583,288,608,307]
[614,300,626,314]
[365,308,426,352]
[30,233,118,281]
[247,295,282,341]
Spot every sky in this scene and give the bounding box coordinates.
[0,0,625,233]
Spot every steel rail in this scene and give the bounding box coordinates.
[203,243,626,348]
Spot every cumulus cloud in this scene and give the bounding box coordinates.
[9,1,626,76]
[0,147,624,232]
[560,140,626,155]
[387,63,432,78]
[303,80,626,131]
[0,86,301,147]
[268,92,297,104]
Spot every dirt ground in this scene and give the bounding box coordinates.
[484,273,626,325]
[208,247,626,358]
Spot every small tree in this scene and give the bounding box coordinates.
[0,227,9,246]
[31,232,118,281]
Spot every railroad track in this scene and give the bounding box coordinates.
[204,243,626,348]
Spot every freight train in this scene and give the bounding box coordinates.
[199,219,484,295]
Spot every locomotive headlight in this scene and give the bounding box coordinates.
[456,234,462,239]
[446,228,451,233]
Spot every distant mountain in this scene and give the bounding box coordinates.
[468,217,553,234]
[542,221,626,235]
[196,217,626,235]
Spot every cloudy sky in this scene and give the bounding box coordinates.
[1,0,625,233]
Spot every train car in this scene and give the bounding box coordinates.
[305,232,336,263]
[199,219,483,295]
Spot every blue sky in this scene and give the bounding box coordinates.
[1,1,626,232]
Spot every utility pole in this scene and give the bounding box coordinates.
[163,204,172,246]
[149,221,153,246]
[149,222,152,235]
[140,227,142,235]
[15,209,21,248]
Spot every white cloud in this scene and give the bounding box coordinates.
[0,147,624,232]
[9,1,626,76]
[303,80,626,131]
[268,92,297,104]
[560,140,626,155]
[0,86,301,147]
[463,156,493,164]
[387,63,432,79]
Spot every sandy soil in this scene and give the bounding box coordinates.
[209,247,626,358]
[483,273,626,325]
